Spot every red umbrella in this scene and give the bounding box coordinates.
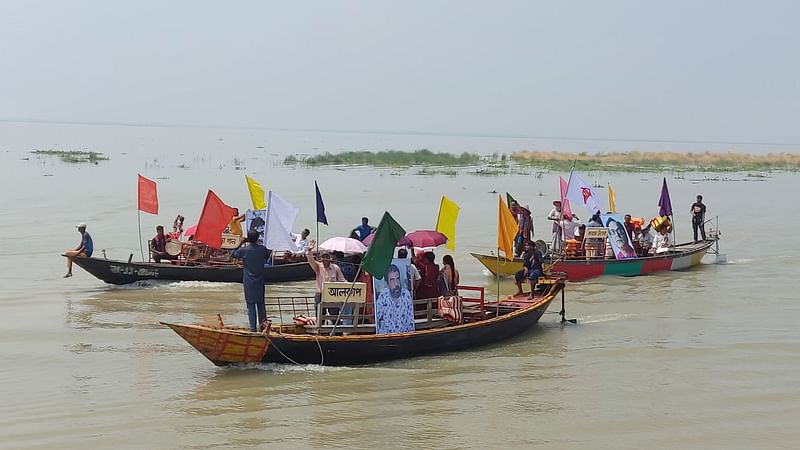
[361,233,377,246]
[401,230,448,248]
[362,229,448,248]
[183,224,198,239]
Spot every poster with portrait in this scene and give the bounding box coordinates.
[601,213,637,259]
[245,209,267,245]
[373,258,415,334]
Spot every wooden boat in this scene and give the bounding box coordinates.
[161,276,567,366]
[471,239,716,281]
[69,255,315,285]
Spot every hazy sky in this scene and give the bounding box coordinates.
[2,1,799,144]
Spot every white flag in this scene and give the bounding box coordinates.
[565,171,602,215]
[264,191,299,251]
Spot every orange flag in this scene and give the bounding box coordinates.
[137,174,158,215]
[194,190,236,249]
[497,196,517,260]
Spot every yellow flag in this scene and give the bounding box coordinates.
[245,175,266,210]
[497,196,517,260]
[608,183,617,213]
[435,196,460,251]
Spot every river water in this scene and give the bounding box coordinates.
[1,122,798,449]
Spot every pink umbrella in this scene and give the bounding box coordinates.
[318,237,368,254]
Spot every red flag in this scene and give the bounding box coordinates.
[559,176,573,220]
[137,174,159,215]
[194,190,236,249]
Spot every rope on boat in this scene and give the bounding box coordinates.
[262,329,325,366]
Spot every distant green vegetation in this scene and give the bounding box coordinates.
[416,167,459,176]
[283,149,800,174]
[32,149,109,164]
[284,149,481,167]
[511,151,800,172]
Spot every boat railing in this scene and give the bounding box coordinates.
[456,285,485,315]
[266,296,316,322]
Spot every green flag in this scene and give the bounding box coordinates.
[362,212,406,277]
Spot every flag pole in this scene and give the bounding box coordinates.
[496,247,500,316]
[137,210,145,261]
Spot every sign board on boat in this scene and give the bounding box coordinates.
[585,228,608,239]
[322,282,367,303]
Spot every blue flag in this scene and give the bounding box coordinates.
[658,177,673,217]
[315,181,328,225]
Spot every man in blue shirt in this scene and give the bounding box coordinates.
[64,222,93,278]
[232,230,270,331]
[352,217,375,241]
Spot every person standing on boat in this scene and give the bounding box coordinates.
[690,195,707,242]
[64,222,93,278]
[526,244,545,300]
[306,241,346,305]
[232,230,269,332]
[514,241,535,296]
[398,248,422,293]
[548,201,563,252]
[227,208,245,237]
[440,255,460,297]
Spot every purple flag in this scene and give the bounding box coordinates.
[658,177,673,217]
[315,181,328,225]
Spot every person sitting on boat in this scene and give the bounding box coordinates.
[149,225,177,263]
[652,227,671,254]
[64,222,93,278]
[306,241,346,305]
[232,230,270,332]
[526,243,545,300]
[514,241,536,296]
[352,217,376,242]
[375,264,415,334]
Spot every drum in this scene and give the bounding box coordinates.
[534,239,549,257]
[166,240,183,256]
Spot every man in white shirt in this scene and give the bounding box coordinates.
[290,229,310,255]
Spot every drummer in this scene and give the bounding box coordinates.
[149,225,177,263]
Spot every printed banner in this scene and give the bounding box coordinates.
[373,258,415,334]
[245,209,267,245]
[602,213,637,259]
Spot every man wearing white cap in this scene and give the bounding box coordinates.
[64,223,93,278]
